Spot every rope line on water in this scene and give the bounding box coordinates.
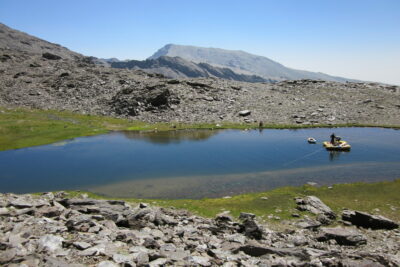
[281,147,325,167]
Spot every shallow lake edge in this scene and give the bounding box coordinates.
[3,108,400,222]
[54,179,400,224]
[1,107,400,151]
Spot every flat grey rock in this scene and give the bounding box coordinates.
[296,196,336,219]
[342,210,399,230]
[234,245,308,260]
[0,207,10,216]
[317,227,367,246]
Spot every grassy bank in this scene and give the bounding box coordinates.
[0,107,130,150]
[64,179,400,224]
[1,106,399,151]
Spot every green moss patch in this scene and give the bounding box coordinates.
[63,179,400,224]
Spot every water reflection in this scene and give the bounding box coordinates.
[122,129,220,144]
[329,151,350,161]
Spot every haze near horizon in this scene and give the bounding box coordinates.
[0,0,399,85]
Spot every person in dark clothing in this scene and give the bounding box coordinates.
[330,133,336,144]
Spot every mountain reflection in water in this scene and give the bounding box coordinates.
[0,128,399,198]
[122,129,220,144]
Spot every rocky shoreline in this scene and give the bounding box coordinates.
[0,192,398,266]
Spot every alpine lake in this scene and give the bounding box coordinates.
[1,127,399,199]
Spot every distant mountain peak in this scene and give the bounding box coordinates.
[149,43,177,60]
[149,44,356,82]
[111,55,272,83]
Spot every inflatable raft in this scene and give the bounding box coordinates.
[307,137,317,144]
[323,140,351,151]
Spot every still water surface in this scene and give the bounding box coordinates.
[1,128,399,198]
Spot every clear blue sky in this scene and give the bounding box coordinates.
[1,0,399,84]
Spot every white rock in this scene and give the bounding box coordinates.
[112,253,134,264]
[38,234,64,253]
[149,257,168,267]
[239,110,251,116]
[0,207,10,215]
[97,261,119,267]
[187,255,212,266]
[136,251,149,265]
[79,244,106,256]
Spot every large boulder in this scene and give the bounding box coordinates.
[316,227,367,246]
[238,110,251,116]
[215,212,233,223]
[34,205,64,218]
[58,198,99,207]
[42,52,62,60]
[295,196,336,220]
[234,244,308,260]
[111,84,180,116]
[125,207,177,229]
[8,195,49,208]
[240,218,263,240]
[342,210,399,230]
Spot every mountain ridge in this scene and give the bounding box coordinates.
[111,56,273,83]
[149,44,357,82]
[0,21,357,83]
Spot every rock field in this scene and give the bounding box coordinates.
[0,193,399,266]
[1,48,400,125]
[1,23,400,266]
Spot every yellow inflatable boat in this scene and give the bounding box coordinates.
[323,140,351,151]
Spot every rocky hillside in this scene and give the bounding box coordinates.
[0,23,399,126]
[1,46,399,126]
[0,192,398,266]
[0,23,82,60]
[111,56,273,83]
[149,44,358,82]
